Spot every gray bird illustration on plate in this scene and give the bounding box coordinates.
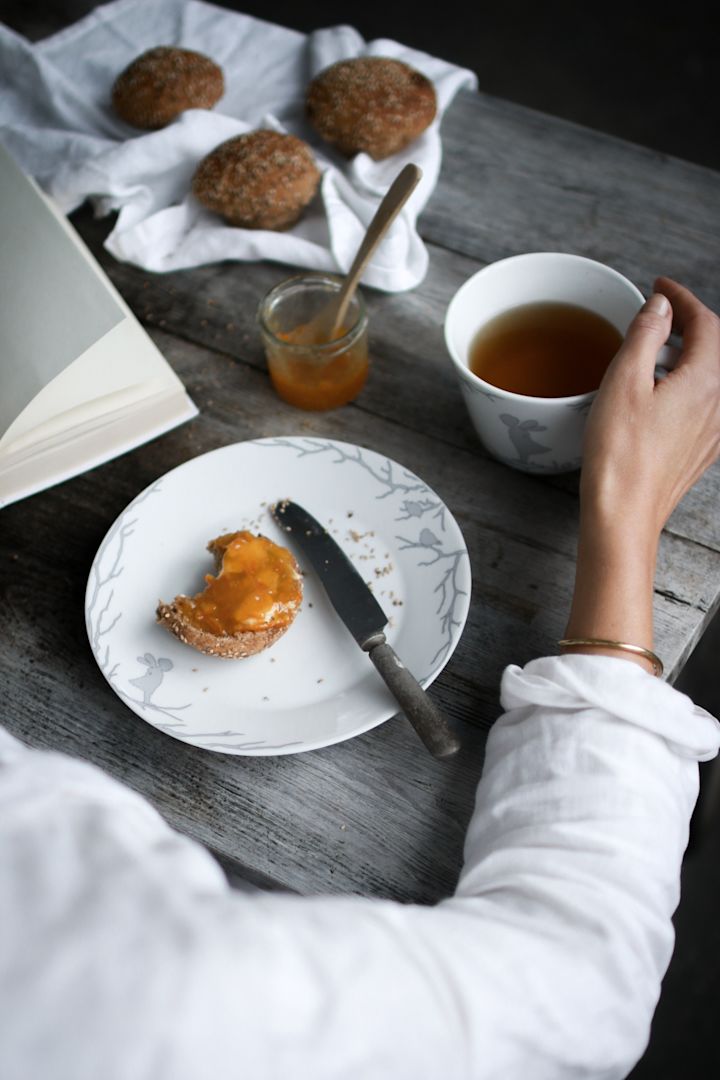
[500,414,552,465]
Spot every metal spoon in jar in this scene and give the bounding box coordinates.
[297,163,423,344]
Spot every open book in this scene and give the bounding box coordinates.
[0,144,198,508]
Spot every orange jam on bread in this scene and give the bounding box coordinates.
[175,531,302,636]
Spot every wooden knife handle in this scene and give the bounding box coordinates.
[365,640,460,759]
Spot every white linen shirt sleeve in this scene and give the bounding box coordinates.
[1,654,718,1080]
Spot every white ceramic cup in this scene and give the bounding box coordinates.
[445,252,664,475]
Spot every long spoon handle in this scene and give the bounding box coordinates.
[330,163,422,335]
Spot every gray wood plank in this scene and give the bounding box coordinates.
[3,53,720,901]
[425,92,720,311]
[63,198,720,675]
[2,329,718,901]
[69,198,720,561]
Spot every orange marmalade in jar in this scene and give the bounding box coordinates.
[257,273,369,410]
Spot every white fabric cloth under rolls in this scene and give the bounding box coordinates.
[1,653,718,1080]
[0,0,477,290]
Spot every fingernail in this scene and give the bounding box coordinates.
[643,293,670,316]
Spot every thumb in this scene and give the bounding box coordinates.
[613,292,674,381]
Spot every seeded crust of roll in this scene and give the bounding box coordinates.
[112,46,224,130]
[156,534,302,659]
[155,602,291,659]
[306,56,437,161]
[192,129,321,230]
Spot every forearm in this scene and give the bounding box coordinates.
[563,504,659,674]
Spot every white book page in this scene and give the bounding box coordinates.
[0,317,188,455]
[0,145,125,435]
[0,389,197,509]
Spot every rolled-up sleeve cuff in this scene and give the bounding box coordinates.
[501,654,720,761]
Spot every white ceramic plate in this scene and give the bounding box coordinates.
[86,437,471,754]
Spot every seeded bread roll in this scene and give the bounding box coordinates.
[112,46,224,130]
[192,129,321,230]
[157,531,303,659]
[306,56,437,161]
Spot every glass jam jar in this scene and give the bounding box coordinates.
[257,273,369,411]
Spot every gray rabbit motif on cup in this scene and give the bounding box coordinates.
[499,414,552,465]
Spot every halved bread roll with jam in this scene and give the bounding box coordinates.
[156,531,302,658]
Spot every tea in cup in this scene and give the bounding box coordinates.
[444,253,647,474]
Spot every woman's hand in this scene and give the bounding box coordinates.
[563,279,720,672]
[581,277,720,545]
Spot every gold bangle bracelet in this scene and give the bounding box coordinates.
[557,638,664,678]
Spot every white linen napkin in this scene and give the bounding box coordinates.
[0,0,477,291]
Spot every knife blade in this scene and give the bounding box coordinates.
[271,499,460,759]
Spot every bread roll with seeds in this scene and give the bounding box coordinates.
[306,56,437,161]
[192,130,321,230]
[157,531,303,659]
[112,46,224,130]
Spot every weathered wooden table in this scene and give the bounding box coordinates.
[3,62,720,903]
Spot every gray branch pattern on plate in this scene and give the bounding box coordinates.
[262,437,469,674]
[87,472,328,749]
[260,436,428,499]
[87,438,469,752]
[86,482,195,724]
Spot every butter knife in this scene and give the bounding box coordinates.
[271,499,460,759]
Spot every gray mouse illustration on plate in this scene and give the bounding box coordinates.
[129,653,173,705]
